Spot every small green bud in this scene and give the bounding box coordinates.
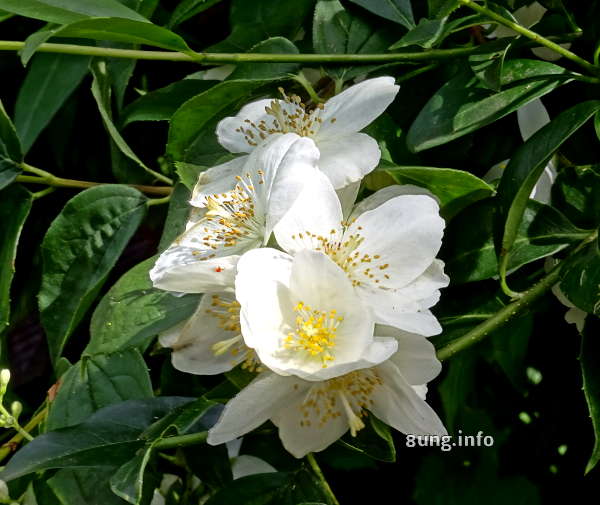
[10,401,22,420]
[0,369,10,387]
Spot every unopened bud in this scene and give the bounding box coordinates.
[10,401,22,420]
[0,369,10,386]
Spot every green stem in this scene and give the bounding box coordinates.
[396,63,439,83]
[31,186,56,200]
[153,431,208,450]
[459,0,599,75]
[0,40,480,63]
[147,194,172,206]
[0,405,33,442]
[436,231,597,361]
[306,453,340,505]
[15,174,172,196]
[292,72,322,103]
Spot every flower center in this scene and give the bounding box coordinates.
[199,173,265,250]
[207,295,262,372]
[297,369,383,435]
[285,302,343,367]
[236,88,335,147]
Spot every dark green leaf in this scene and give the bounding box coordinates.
[0,397,192,481]
[22,18,193,62]
[339,414,396,462]
[0,185,32,332]
[227,37,300,81]
[468,39,512,92]
[383,164,495,219]
[184,443,233,490]
[0,98,22,162]
[561,238,600,315]
[109,444,159,505]
[313,0,395,81]
[407,60,570,152]
[389,17,446,49]
[15,54,90,152]
[49,467,129,505]
[158,183,191,251]
[0,157,22,190]
[441,198,588,284]
[168,0,224,28]
[553,164,600,229]
[86,257,200,355]
[175,161,207,190]
[39,185,147,364]
[0,0,148,24]
[497,100,600,271]
[120,80,215,127]
[349,0,414,28]
[581,318,600,474]
[428,0,460,18]
[167,80,267,165]
[438,352,476,432]
[46,349,153,430]
[209,0,314,52]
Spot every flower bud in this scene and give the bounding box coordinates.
[0,369,10,387]
[10,401,22,420]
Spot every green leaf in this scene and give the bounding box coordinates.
[209,0,314,52]
[406,59,570,152]
[0,185,32,333]
[86,257,200,355]
[49,467,129,505]
[0,0,148,24]
[339,414,396,462]
[22,18,193,63]
[15,54,90,152]
[167,0,224,28]
[313,0,395,81]
[46,349,153,431]
[438,352,476,432]
[581,318,600,474]
[552,164,600,229]
[497,100,600,274]
[468,39,512,92]
[0,98,22,162]
[428,0,460,18]
[109,444,159,505]
[227,37,300,81]
[167,79,267,165]
[158,183,191,251]
[204,469,336,505]
[441,198,588,284]
[120,80,215,127]
[349,0,414,28]
[0,397,192,481]
[91,59,158,180]
[0,157,22,190]
[382,164,495,219]
[389,17,446,49]
[38,185,147,364]
[561,238,600,315]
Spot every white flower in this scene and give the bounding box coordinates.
[191,76,399,197]
[207,332,446,458]
[226,439,277,479]
[484,98,556,204]
[235,247,398,381]
[159,291,260,375]
[150,133,320,294]
[488,1,571,61]
[272,174,448,336]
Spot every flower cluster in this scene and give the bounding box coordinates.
[151,77,449,458]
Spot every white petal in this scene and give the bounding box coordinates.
[162,293,245,375]
[234,248,293,350]
[517,98,550,141]
[316,133,380,189]
[336,181,361,220]
[261,135,321,237]
[190,156,247,207]
[150,247,239,293]
[216,99,277,153]
[565,307,587,333]
[532,43,571,61]
[530,160,557,204]
[317,77,399,139]
[380,328,442,384]
[271,389,348,458]
[370,361,447,436]
[348,195,445,289]
[348,184,438,222]
[513,2,546,28]
[207,372,301,446]
[373,307,442,337]
[231,455,277,479]
[273,171,343,255]
[394,260,449,309]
